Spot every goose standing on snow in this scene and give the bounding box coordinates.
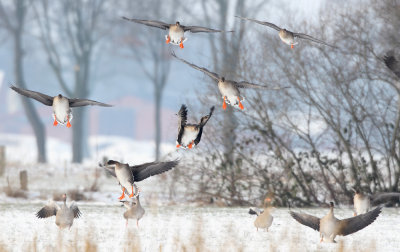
[249,197,274,231]
[352,188,400,216]
[122,17,232,49]
[176,104,214,149]
[10,85,112,128]
[290,202,382,243]
[100,160,179,200]
[121,195,145,227]
[36,194,81,229]
[171,51,286,110]
[235,16,337,49]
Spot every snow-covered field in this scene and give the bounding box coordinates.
[0,204,399,252]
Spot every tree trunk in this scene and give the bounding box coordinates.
[72,108,86,163]
[14,0,47,163]
[155,89,162,161]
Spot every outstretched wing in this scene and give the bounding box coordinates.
[371,192,400,205]
[182,25,231,33]
[69,98,112,107]
[130,160,179,182]
[290,211,320,231]
[70,202,82,218]
[177,104,188,144]
[234,81,288,90]
[235,16,281,31]
[193,106,214,145]
[36,201,60,218]
[122,17,170,30]
[10,85,53,106]
[171,51,220,81]
[384,50,400,79]
[338,206,382,236]
[293,33,337,48]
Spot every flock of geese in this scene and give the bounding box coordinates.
[8,14,400,243]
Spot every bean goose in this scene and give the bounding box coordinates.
[121,195,145,227]
[352,188,400,215]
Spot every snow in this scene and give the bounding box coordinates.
[0,204,398,251]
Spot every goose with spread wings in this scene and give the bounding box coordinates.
[171,52,286,110]
[176,104,214,149]
[352,188,400,216]
[101,160,179,200]
[10,85,112,128]
[235,16,337,49]
[36,194,81,229]
[122,17,232,49]
[290,202,382,243]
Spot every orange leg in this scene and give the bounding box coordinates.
[179,38,184,49]
[53,118,58,126]
[118,188,126,200]
[291,44,294,49]
[238,97,244,110]
[128,185,135,198]
[188,141,194,149]
[176,144,181,148]
[66,116,72,128]
[166,35,171,44]
[222,96,227,110]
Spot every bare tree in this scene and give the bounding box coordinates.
[0,0,47,163]
[34,0,109,162]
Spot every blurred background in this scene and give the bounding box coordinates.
[0,0,399,208]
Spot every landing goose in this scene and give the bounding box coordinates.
[171,51,286,110]
[100,160,179,200]
[352,188,400,215]
[36,194,81,229]
[176,104,214,149]
[121,195,145,227]
[235,16,337,49]
[122,17,232,49]
[290,202,382,243]
[10,85,112,128]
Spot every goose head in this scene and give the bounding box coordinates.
[58,94,63,99]
[221,77,225,82]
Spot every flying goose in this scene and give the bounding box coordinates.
[121,195,145,227]
[100,160,179,200]
[171,51,286,110]
[176,104,214,149]
[235,16,337,49]
[290,202,382,243]
[249,197,274,231]
[384,50,400,79]
[10,85,112,128]
[36,194,81,229]
[352,188,400,216]
[122,17,232,49]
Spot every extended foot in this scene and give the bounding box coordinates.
[66,116,72,128]
[118,188,126,200]
[128,185,135,198]
[53,119,58,126]
[291,44,294,49]
[166,36,171,44]
[179,41,184,49]
[188,142,193,149]
[238,97,244,110]
[176,144,181,148]
[222,97,227,110]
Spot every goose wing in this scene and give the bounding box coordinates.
[171,51,220,81]
[233,81,288,90]
[290,211,320,231]
[70,202,82,218]
[122,17,170,30]
[338,206,382,236]
[193,106,214,145]
[182,25,231,33]
[69,98,112,107]
[36,201,60,218]
[130,160,179,182]
[10,85,53,106]
[235,16,281,31]
[177,104,188,144]
[384,50,400,79]
[293,33,337,48]
[371,192,400,205]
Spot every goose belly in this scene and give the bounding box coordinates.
[279,32,295,45]
[218,82,241,106]
[180,128,200,147]
[168,28,185,44]
[320,217,338,242]
[355,198,370,215]
[55,210,74,228]
[53,99,71,124]
[115,168,134,195]
[254,214,273,229]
